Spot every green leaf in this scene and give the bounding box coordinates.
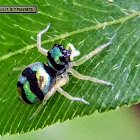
[0,0,140,135]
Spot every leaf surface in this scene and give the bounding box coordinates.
[0,0,139,135]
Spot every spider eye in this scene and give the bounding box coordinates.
[62,50,66,55]
[59,50,71,62]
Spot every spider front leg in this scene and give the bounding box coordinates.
[69,41,112,67]
[66,43,80,61]
[67,42,113,86]
[37,23,50,56]
[67,68,113,86]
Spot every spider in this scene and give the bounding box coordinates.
[17,23,112,120]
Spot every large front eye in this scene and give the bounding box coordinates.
[62,50,67,55]
[62,50,71,57]
[59,50,71,63]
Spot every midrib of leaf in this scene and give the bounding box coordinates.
[0,11,139,62]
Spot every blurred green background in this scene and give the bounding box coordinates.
[1,107,140,140]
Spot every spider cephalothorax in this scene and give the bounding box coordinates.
[47,44,71,75]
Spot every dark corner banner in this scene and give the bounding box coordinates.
[0,5,37,13]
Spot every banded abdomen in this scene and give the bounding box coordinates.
[17,62,55,104]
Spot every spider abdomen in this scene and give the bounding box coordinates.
[17,62,55,104]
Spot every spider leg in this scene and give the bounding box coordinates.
[37,23,50,56]
[13,65,27,71]
[28,85,56,120]
[9,65,27,75]
[66,43,80,61]
[69,42,112,67]
[56,73,89,105]
[28,73,69,120]
[67,68,113,86]
[57,87,89,105]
